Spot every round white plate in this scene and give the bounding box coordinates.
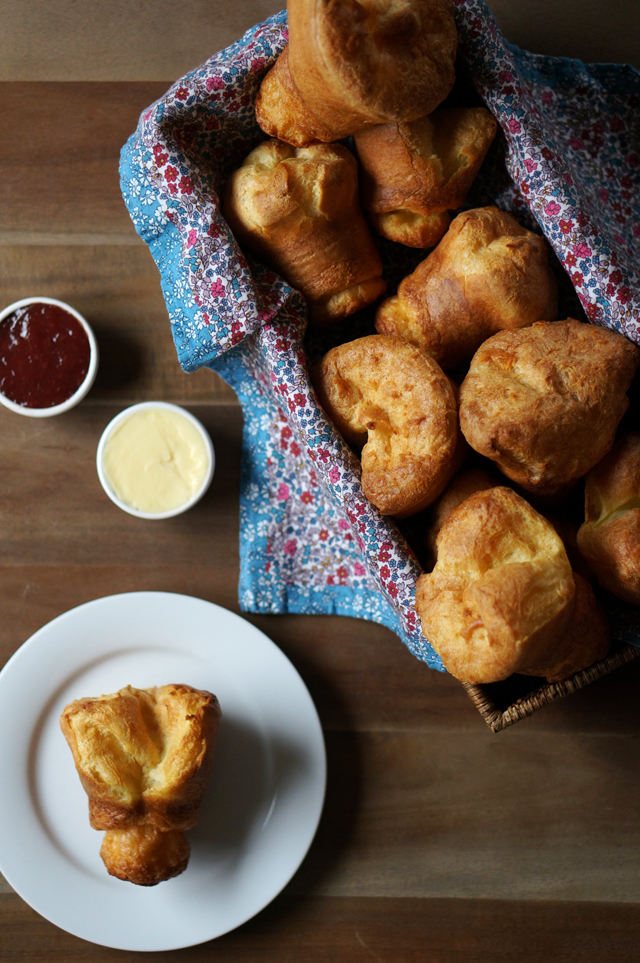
[0,592,326,952]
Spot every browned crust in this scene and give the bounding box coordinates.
[459,319,640,496]
[60,683,220,832]
[100,826,191,887]
[312,334,458,517]
[520,572,611,682]
[375,207,558,370]
[355,108,498,216]
[223,139,384,322]
[288,0,457,133]
[577,432,640,603]
[60,683,221,886]
[255,46,350,146]
[415,486,576,684]
[369,209,451,249]
[424,465,499,569]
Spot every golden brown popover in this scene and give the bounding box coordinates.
[354,108,498,247]
[286,0,458,140]
[459,319,640,496]
[375,207,558,369]
[577,431,640,604]
[520,573,610,683]
[223,139,385,324]
[423,465,499,569]
[370,208,452,250]
[423,465,597,583]
[255,47,344,147]
[313,334,459,517]
[60,683,220,886]
[415,486,577,683]
[99,825,191,888]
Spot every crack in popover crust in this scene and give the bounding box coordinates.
[313,334,459,517]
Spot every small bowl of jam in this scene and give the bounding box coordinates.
[0,297,98,417]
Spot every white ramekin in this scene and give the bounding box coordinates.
[96,401,215,519]
[0,297,99,418]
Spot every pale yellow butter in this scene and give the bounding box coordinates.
[102,407,210,513]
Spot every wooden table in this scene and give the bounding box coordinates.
[2,3,640,960]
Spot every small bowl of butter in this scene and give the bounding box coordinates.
[96,402,215,519]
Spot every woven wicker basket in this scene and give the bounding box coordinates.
[119,6,640,731]
[463,643,640,732]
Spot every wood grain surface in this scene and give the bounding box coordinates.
[2,5,640,958]
[1,0,638,80]
[4,894,640,962]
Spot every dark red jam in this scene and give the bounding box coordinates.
[0,302,91,408]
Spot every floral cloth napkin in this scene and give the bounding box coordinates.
[119,0,640,670]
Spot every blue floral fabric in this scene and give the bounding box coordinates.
[119,0,640,667]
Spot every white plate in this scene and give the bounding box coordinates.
[0,592,326,952]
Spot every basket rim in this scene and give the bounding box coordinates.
[462,642,640,732]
